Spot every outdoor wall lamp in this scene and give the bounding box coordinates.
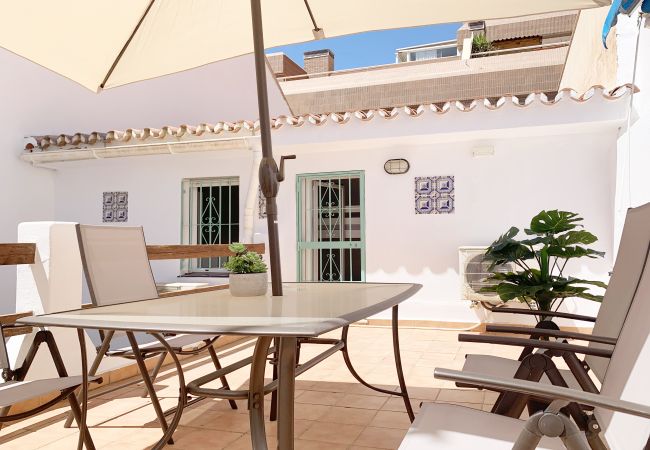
[384,158,410,175]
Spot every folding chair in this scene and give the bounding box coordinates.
[455,203,650,427]
[0,313,100,449]
[64,225,236,436]
[400,240,650,449]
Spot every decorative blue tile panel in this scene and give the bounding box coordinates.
[415,176,455,214]
[103,191,128,222]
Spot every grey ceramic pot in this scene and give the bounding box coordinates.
[228,272,268,297]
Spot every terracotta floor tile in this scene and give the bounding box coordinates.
[368,410,412,429]
[294,402,332,421]
[335,393,388,410]
[296,390,345,406]
[319,406,378,426]
[294,439,349,449]
[172,427,242,449]
[354,426,407,449]
[381,396,425,413]
[437,388,485,404]
[193,410,252,433]
[402,386,439,400]
[300,421,365,445]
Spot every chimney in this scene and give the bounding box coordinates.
[303,49,335,76]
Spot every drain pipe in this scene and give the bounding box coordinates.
[243,142,263,244]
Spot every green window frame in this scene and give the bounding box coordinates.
[296,171,366,282]
[180,176,239,274]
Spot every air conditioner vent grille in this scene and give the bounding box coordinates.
[459,246,515,304]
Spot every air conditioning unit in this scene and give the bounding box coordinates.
[459,246,515,305]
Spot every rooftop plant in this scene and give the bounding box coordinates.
[471,34,494,56]
[481,210,607,316]
[224,243,267,274]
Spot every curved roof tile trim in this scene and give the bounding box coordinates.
[24,85,637,152]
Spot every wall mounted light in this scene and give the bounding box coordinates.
[384,158,410,175]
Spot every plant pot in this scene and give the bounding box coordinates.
[228,272,268,297]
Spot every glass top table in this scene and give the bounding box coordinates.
[18,282,422,450]
[19,282,420,337]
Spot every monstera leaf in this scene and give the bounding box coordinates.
[554,230,598,246]
[484,227,535,268]
[525,210,583,235]
[547,246,605,259]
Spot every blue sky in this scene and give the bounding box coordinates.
[268,23,460,70]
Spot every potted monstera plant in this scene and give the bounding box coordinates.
[224,243,268,297]
[481,210,607,320]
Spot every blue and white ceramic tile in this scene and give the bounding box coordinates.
[414,176,455,214]
[103,191,128,222]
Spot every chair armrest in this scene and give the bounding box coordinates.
[485,325,617,346]
[434,368,650,419]
[458,334,613,358]
[489,307,596,323]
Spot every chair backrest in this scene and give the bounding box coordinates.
[76,224,158,306]
[586,203,650,381]
[594,238,650,449]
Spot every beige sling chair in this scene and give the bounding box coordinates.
[0,313,100,449]
[399,237,650,449]
[63,225,236,441]
[454,203,650,436]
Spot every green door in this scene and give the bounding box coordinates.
[296,171,365,282]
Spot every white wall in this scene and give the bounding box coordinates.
[274,130,615,324]
[50,124,617,324]
[0,48,289,313]
[53,149,258,291]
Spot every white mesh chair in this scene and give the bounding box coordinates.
[0,315,99,449]
[65,225,236,434]
[455,203,650,427]
[399,239,650,450]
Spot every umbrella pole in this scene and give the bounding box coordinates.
[250,0,283,296]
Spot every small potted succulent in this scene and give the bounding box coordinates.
[224,243,268,297]
[481,210,607,321]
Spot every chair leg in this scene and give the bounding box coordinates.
[517,320,561,361]
[64,330,115,428]
[492,353,548,417]
[66,391,96,450]
[126,332,174,445]
[141,352,167,398]
[207,343,238,410]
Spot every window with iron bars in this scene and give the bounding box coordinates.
[180,177,239,275]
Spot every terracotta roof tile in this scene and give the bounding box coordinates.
[24,85,637,153]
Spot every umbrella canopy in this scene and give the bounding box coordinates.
[2,0,609,92]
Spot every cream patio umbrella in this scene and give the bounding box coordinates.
[0,0,611,295]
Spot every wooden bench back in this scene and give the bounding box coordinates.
[0,243,36,265]
[146,243,265,260]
